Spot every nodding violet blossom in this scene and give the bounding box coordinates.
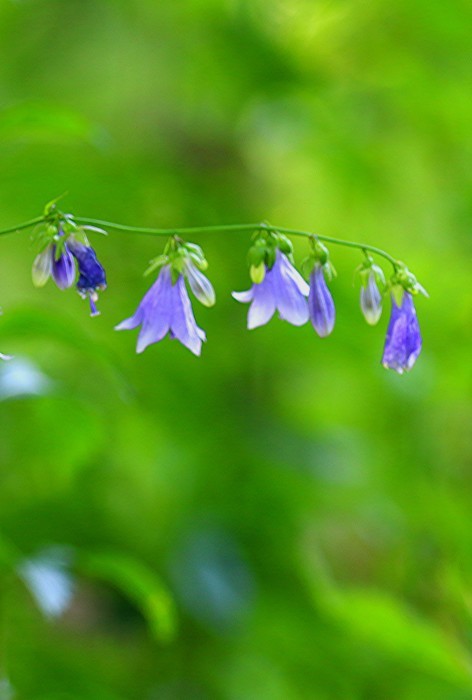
[67,238,107,316]
[232,249,309,329]
[308,264,335,337]
[116,264,211,356]
[382,292,422,374]
[32,235,106,316]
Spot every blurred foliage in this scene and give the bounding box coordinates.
[0,0,471,698]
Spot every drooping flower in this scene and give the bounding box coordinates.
[32,235,106,316]
[116,265,206,356]
[382,292,422,374]
[308,264,335,337]
[232,249,309,329]
[51,244,76,290]
[67,239,107,316]
[360,270,383,326]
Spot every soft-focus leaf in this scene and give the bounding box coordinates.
[78,551,177,643]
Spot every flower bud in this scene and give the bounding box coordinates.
[250,263,266,284]
[308,264,335,337]
[51,245,76,289]
[184,259,216,307]
[32,247,53,287]
[360,270,383,325]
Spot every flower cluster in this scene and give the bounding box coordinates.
[32,224,107,317]
[0,203,426,374]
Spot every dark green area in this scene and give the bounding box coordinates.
[0,1,471,698]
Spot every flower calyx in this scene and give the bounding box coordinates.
[389,262,428,300]
[355,254,386,326]
[146,237,215,307]
[31,206,107,315]
[247,228,293,284]
[301,236,336,282]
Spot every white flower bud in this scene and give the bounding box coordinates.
[32,247,53,288]
[184,259,216,307]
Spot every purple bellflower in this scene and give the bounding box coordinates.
[308,264,335,337]
[51,244,76,289]
[382,292,422,374]
[232,249,309,329]
[116,265,206,356]
[67,239,107,316]
[32,235,106,316]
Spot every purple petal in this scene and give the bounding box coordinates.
[136,267,173,353]
[308,266,335,337]
[277,250,310,296]
[169,276,206,356]
[247,273,277,329]
[273,251,309,325]
[115,266,173,353]
[382,293,422,374]
[51,245,76,290]
[68,239,107,293]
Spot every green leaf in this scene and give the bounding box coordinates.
[78,551,177,644]
[324,588,472,687]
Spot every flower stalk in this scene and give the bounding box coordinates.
[0,201,427,371]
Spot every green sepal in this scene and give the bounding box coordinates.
[54,235,68,260]
[275,233,293,255]
[170,266,181,285]
[356,256,386,291]
[43,192,68,217]
[265,245,277,270]
[391,262,428,297]
[301,254,316,279]
[144,255,168,277]
[323,260,337,282]
[69,229,90,247]
[247,244,266,267]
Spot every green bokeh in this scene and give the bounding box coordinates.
[0,1,471,698]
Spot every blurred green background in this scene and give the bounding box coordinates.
[0,1,471,698]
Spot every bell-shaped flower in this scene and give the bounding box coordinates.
[67,239,107,316]
[308,264,335,337]
[360,270,383,325]
[183,259,215,307]
[232,249,309,329]
[33,236,106,316]
[32,243,75,290]
[115,265,206,356]
[51,244,76,290]
[382,292,422,374]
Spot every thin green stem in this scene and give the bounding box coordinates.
[0,216,46,236]
[272,226,399,268]
[75,218,259,237]
[0,214,399,269]
[76,217,399,269]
